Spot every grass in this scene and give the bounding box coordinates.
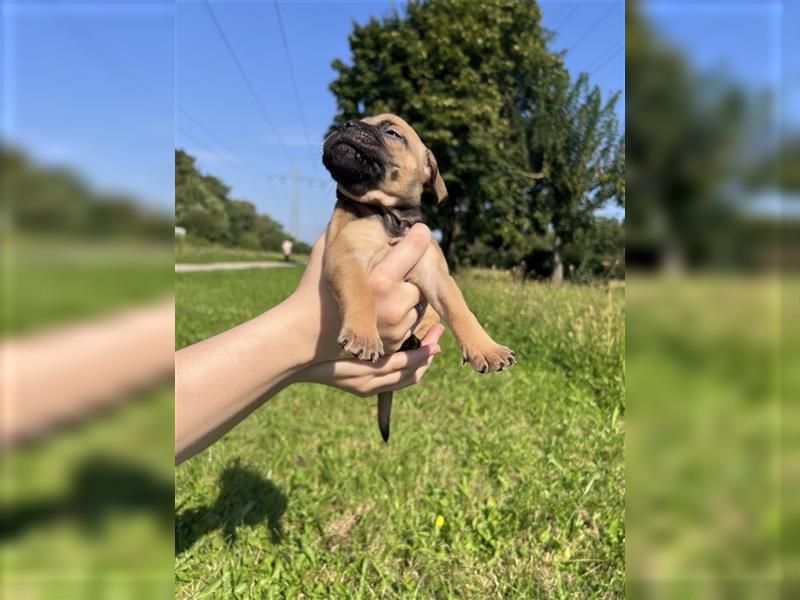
[1,387,175,600]
[175,266,625,598]
[625,274,788,596]
[175,240,308,265]
[1,236,173,337]
[1,235,175,598]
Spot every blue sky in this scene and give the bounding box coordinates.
[176,0,626,242]
[642,0,796,128]
[2,1,174,212]
[5,2,792,242]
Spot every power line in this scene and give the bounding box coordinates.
[567,2,621,53]
[552,2,580,32]
[587,42,623,72]
[264,171,328,186]
[178,119,328,188]
[548,2,569,27]
[590,46,623,76]
[177,127,216,156]
[175,126,328,187]
[178,106,265,175]
[202,0,294,165]
[273,1,317,171]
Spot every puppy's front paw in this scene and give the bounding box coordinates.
[462,343,515,374]
[338,326,384,363]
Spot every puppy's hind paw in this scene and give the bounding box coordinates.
[463,343,515,373]
[338,326,384,363]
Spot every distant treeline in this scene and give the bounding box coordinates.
[0,145,172,240]
[175,149,311,255]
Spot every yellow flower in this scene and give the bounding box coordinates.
[435,515,445,530]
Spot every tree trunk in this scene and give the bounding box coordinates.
[551,234,564,285]
[660,233,685,276]
[440,204,462,272]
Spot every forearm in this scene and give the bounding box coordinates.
[175,294,315,464]
[175,225,433,464]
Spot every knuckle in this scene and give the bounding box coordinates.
[387,308,406,327]
[409,234,429,255]
[371,273,391,295]
[410,223,432,243]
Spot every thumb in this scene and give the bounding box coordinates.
[372,223,431,282]
[420,323,445,346]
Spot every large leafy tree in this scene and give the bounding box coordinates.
[523,72,624,282]
[625,1,744,270]
[329,0,561,268]
[329,0,623,277]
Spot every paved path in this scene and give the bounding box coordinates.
[175,261,298,273]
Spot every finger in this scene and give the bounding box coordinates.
[326,343,435,377]
[378,342,440,373]
[393,308,424,341]
[420,323,445,346]
[373,355,436,395]
[299,231,326,282]
[388,280,424,312]
[371,223,431,282]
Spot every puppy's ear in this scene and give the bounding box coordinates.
[424,148,448,203]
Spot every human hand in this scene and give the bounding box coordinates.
[296,324,444,396]
[176,224,436,463]
[290,223,433,364]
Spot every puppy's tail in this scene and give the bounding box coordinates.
[377,391,392,443]
[376,334,420,443]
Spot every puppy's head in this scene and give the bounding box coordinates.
[322,114,447,208]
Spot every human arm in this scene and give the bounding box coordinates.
[175,224,439,464]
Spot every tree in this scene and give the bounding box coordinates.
[329,0,561,268]
[254,213,286,252]
[0,145,171,240]
[226,199,257,246]
[523,73,624,283]
[625,1,744,270]
[565,217,625,282]
[175,149,230,242]
[174,149,312,253]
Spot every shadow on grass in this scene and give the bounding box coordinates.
[0,456,174,541]
[175,460,287,555]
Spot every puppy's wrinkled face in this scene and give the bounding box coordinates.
[322,113,447,208]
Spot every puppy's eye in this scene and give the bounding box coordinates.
[385,129,403,140]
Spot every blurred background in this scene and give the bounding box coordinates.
[175,0,624,281]
[175,1,626,598]
[4,0,796,596]
[1,1,174,598]
[625,0,798,598]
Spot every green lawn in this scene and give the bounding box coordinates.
[1,237,173,337]
[1,236,175,599]
[625,275,788,596]
[175,241,308,265]
[1,387,175,600]
[175,267,625,598]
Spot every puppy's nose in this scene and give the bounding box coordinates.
[342,120,354,130]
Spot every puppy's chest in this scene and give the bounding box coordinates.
[331,199,425,270]
[380,206,425,243]
[357,209,425,271]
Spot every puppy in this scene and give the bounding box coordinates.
[322,114,515,441]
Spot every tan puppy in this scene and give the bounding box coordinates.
[322,114,515,441]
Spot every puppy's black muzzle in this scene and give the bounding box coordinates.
[323,121,388,194]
